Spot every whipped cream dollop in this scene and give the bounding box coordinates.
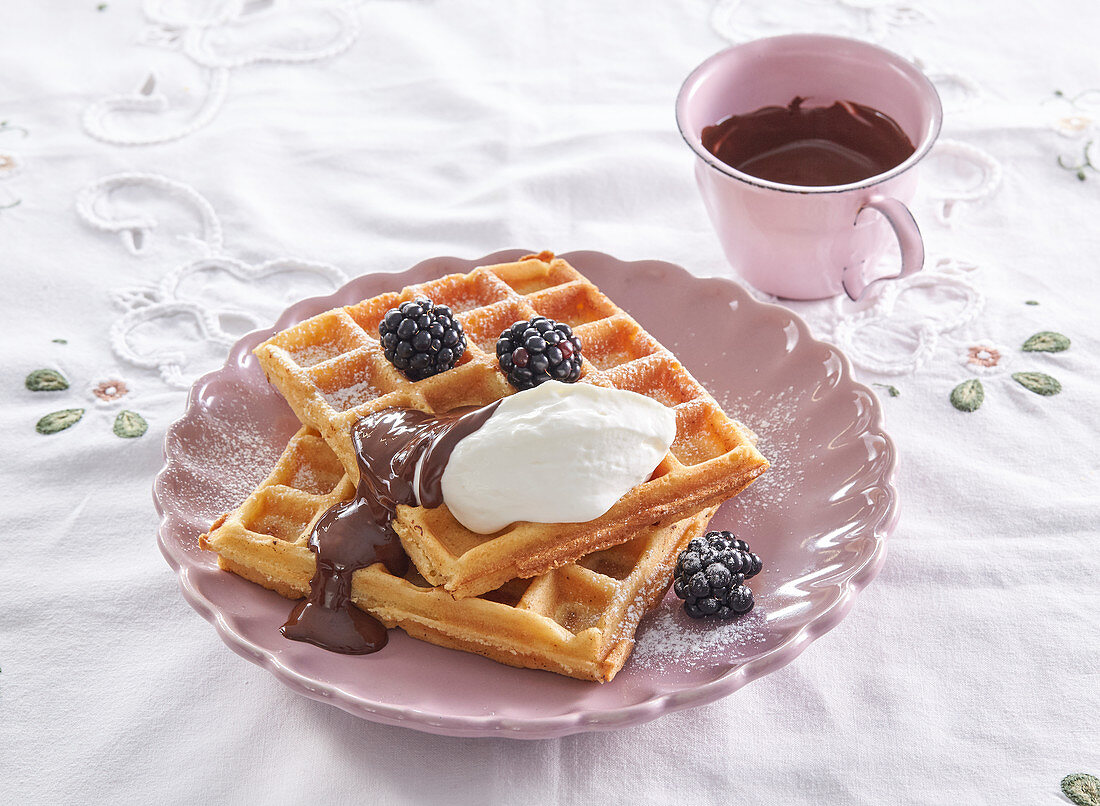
[430,381,677,534]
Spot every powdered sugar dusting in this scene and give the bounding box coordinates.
[172,416,285,520]
[632,597,765,671]
[323,379,381,412]
[288,463,340,496]
[443,295,490,314]
[716,384,809,527]
[291,342,341,367]
[626,383,800,670]
[290,464,318,491]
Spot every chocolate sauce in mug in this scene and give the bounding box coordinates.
[701,97,916,186]
[281,402,500,654]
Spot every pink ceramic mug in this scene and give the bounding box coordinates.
[676,35,942,300]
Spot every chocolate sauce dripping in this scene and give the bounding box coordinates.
[701,97,916,187]
[281,402,501,654]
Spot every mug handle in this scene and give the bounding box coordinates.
[841,196,925,302]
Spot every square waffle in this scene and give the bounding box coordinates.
[201,428,717,682]
[253,252,767,599]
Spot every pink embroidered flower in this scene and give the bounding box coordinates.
[959,341,1009,377]
[92,379,129,401]
[1055,115,1092,136]
[0,154,15,173]
[966,345,1001,368]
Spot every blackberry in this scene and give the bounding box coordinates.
[672,530,762,619]
[496,316,583,390]
[378,297,466,381]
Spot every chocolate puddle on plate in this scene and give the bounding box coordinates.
[281,402,500,654]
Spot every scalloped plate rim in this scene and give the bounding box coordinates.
[153,248,898,739]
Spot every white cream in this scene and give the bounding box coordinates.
[435,381,676,534]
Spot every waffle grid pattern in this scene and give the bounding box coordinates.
[202,428,716,682]
[252,253,767,598]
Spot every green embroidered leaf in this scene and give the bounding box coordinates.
[25,368,69,391]
[873,383,900,398]
[113,410,148,439]
[1012,371,1062,396]
[1022,331,1070,352]
[1025,300,1039,306]
[36,408,84,434]
[52,338,68,344]
[1062,773,1100,806]
[950,379,984,412]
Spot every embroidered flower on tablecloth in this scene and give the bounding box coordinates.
[0,120,27,210]
[1055,115,1092,135]
[25,352,148,438]
[1048,90,1100,180]
[950,328,1070,412]
[961,342,1006,375]
[92,379,129,401]
[0,153,23,209]
[1050,90,1100,132]
[967,344,999,367]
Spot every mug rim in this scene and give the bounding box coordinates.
[675,34,944,195]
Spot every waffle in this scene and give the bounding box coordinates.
[253,252,767,599]
[201,427,717,682]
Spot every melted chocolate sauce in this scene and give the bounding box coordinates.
[281,402,500,654]
[701,97,916,186]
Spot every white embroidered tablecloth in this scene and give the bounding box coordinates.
[3,1,1098,804]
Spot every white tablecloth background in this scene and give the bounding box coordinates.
[2,1,1098,803]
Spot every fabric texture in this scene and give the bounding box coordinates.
[1,1,1097,804]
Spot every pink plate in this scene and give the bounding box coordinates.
[154,249,898,739]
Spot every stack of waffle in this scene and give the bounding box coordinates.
[202,253,768,682]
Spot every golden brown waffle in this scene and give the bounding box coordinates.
[253,253,767,599]
[201,428,717,682]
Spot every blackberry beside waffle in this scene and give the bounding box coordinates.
[672,530,761,619]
